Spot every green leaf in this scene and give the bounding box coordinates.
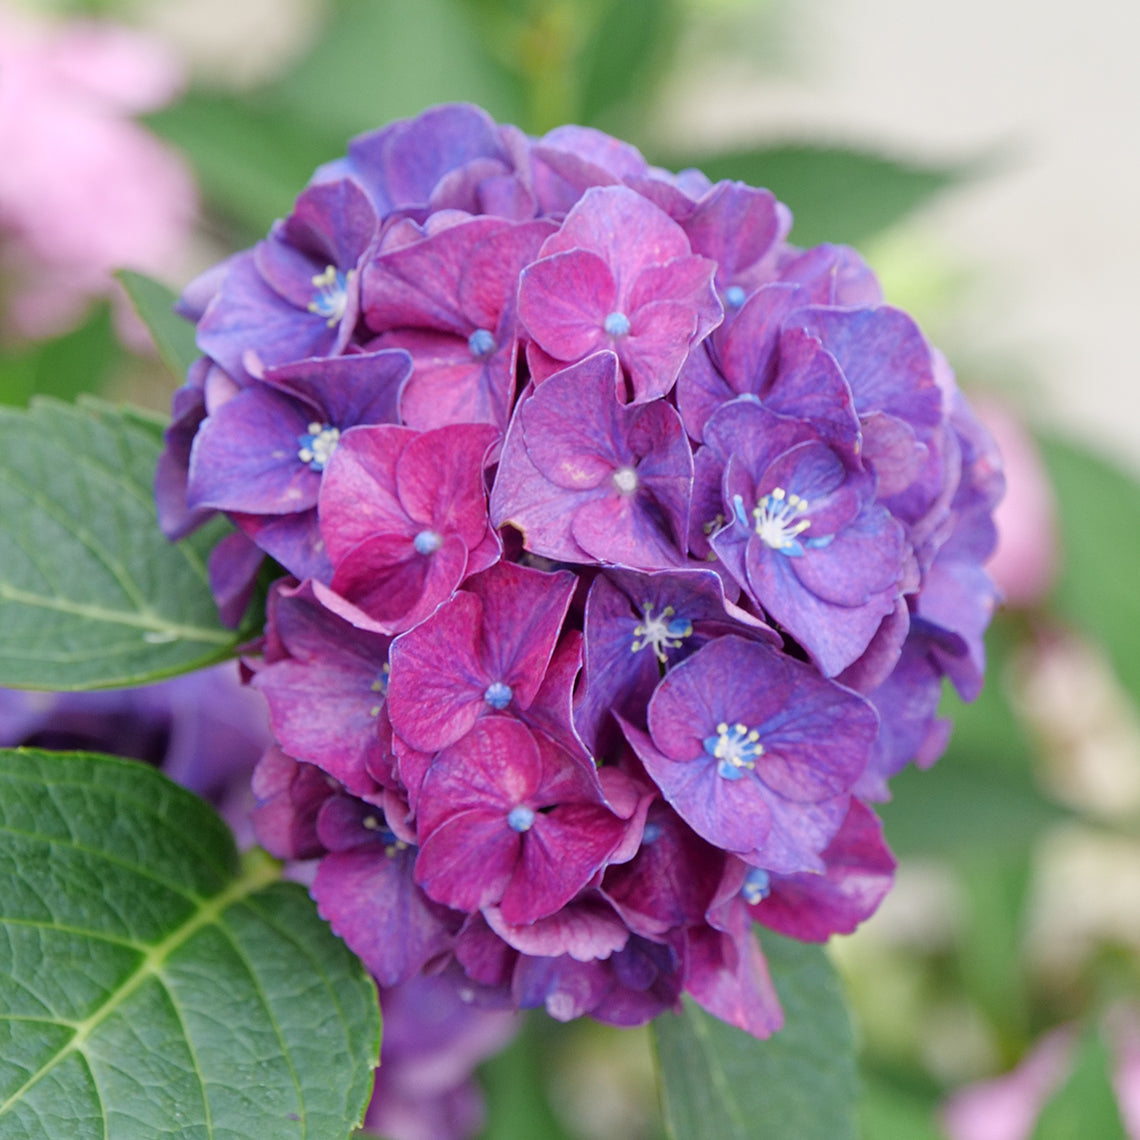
[0,305,124,408]
[652,933,857,1140]
[656,144,966,248]
[878,618,1069,858]
[147,92,343,239]
[878,754,1066,860]
[478,1014,578,1140]
[0,398,238,690]
[117,272,199,381]
[956,852,1032,1047]
[269,0,517,143]
[1040,436,1140,702]
[577,0,676,126]
[858,1077,945,1140]
[1031,1023,1128,1140]
[0,749,380,1139]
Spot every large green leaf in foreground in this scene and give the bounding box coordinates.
[0,749,380,1139]
[652,932,857,1140]
[0,398,238,689]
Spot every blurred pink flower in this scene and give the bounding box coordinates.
[943,1009,1140,1140]
[975,395,1059,608]
[941,1026,1075,1140]
[0,2,197,343]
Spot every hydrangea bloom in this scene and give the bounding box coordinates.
[159,102,1003,1041]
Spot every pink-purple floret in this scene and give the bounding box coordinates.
[158,102,1004,1044]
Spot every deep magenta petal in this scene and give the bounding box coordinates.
[395,422,498,547]
[319,424,418,562]
[538,185,691,291]
[517,248,615,362]
[381,329,515,431]
[417,717,544,837]
[613,300,699,403]
[500,804,628,925]
[314,846,454,987]
[387,590,486,752]
[331,531,467,633]
[488,895,630,961]
[414,810,521,914]
[465,561,577,709]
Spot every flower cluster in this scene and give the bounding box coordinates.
[159,103,1003,1038]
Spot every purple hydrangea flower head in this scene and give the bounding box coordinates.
[159,102,1002,1042]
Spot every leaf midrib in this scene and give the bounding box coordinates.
[0,581,232,645]
[0,853,282,1121]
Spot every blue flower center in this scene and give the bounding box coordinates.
[641,821,663,845]
[307,265,348,326]
[507,805,535,832]
[724,285,746,309]
[703,721,764,780]
[484,681,512,709]
[733,487,813,556]
[296,421,340,471]
[740,867,771,904]
[413,529,443,555]
[604,311,631,337]
[362,814,408,858]
[468,327,497,358]
[631,602,692,664]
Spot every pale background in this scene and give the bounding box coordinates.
[658,0,1140,473]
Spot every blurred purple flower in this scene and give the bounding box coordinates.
[0,663,267,843]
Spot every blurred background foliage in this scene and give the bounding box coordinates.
[4,0,1140,1137]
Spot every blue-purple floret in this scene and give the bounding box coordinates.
[157,101,1003,1046]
